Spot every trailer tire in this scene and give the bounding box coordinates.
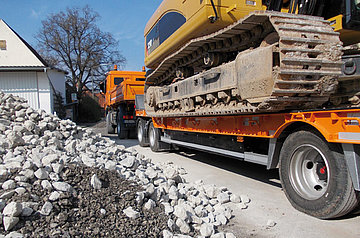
[352,205,360,215]
[137,118,148,147]
[117,108,128,139]
[279,130,359,219]
[106,112,115,134]
[148,122,160,152]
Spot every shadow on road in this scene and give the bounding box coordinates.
[174,147,282,189]
[104,135,139,148]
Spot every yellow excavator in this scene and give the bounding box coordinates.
[143,0,360,117]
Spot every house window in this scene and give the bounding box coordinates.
[0,40,6,50]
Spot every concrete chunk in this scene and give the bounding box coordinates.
[123,206,139,219]
[3,202,22,217]
[3,216,19,231]
[90,174,102,190]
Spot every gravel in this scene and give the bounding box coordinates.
[0,92,247,237]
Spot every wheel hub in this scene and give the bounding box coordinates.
[137,123,143,142]
[149,127,155,147]
[289,144,330,200]
[317,164,327,181]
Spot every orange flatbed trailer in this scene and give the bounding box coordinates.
[136,106,360,219]
[152,109,360,145]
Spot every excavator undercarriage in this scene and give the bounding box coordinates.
[145,12,343,117]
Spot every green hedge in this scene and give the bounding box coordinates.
[78,95,102,123]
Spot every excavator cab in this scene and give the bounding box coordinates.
[265,1,360,26]
[342,0,360,29]
[264,0,360,45]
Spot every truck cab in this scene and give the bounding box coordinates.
[100,66,146,138]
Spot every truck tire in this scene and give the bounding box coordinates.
[117,108,128,139]
[106,112,115,134]
[148,121,160,152]
[137,118,148,147]
[279,130,360,219]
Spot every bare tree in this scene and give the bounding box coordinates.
[36,6,125,99]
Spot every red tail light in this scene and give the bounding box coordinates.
[123,115,134,120]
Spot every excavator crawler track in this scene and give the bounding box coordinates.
[145,11,342,117]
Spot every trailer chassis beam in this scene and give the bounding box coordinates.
[161,136,269,166]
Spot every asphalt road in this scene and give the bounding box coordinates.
[90,124,360,238]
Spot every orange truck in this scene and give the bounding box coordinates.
[100,66,146,139]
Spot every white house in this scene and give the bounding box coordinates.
[0,19,67,114]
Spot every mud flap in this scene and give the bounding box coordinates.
[158,140,172,151]
[342,143,360,191]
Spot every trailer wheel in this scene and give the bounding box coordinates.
[279,130,359,219]
[106,112,115,134]
[353,205,360,215]
[117,108,128,139]
[148,122,160,152]
[137,118,148,147]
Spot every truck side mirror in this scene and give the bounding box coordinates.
[99,80,106,94]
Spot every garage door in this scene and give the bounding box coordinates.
[0,71,39,109]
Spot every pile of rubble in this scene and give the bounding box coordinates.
[0,92,250,238]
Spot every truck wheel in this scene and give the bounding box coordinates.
[137,118,148,147]
[117,108,128,139]
[279,130,359,219]
[106,112,115,134]
[148,122,160,152]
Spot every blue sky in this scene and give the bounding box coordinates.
[0,0,163,71]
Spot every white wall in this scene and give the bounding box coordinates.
[46,69,66,103]
[36,71,52,113]
[0,71,39,109]
[0,71,53,114]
